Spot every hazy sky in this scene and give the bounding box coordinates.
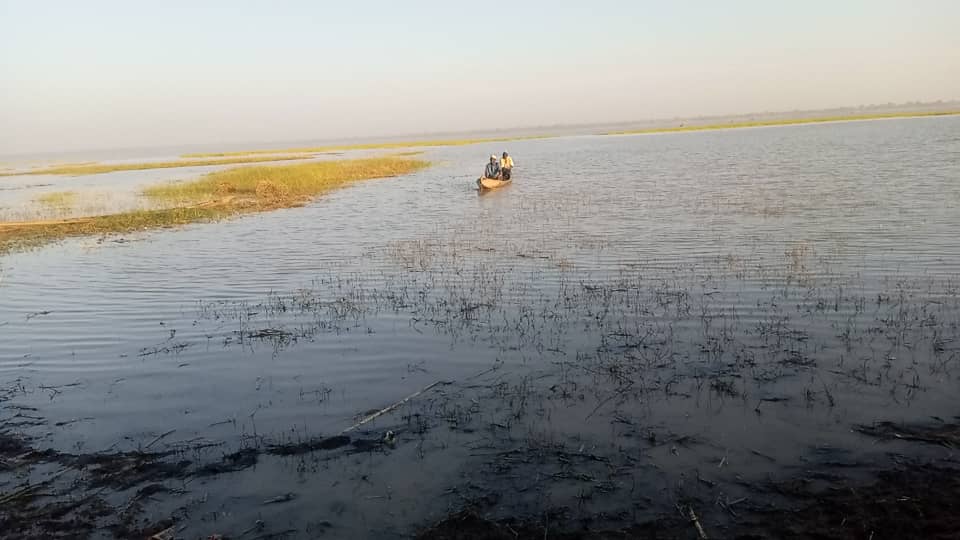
[2,0,958,154]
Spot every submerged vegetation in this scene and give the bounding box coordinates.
[0,157,428,253]
[5,225,959,537]
[606,109,960,135]
[180,135,553,158]
[0,154,316,177]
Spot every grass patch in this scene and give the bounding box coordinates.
[606,110,960,136]
[144,157,429,206]
[0,207,235,253]
[181,135,553,158]
[0,155,316,177]
[0,157,429,254]
[34,191,78,208]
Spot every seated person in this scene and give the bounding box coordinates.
[500,152,514,180]
[484,155,501,179]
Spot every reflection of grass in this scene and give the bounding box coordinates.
[181,135,552,158]
[35,191,78,208]
[606,110,960,135]
[0,155,315,177]
[0,157,429,254]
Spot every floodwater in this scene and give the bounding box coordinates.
[2,116,960,538]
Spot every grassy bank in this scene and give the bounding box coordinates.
[144,156,427,205]
[181,135,552,158]
[0,154,317,177]
[606,110,960,136]
[0,157,429,254]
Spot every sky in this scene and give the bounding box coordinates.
[1,0,959,154]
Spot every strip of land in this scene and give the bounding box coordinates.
[4,110,957,178]
[184,110,960,159]
[0,157,429,254]
[605,109,960,136]
[0,154,318,177]
[181,135,554,158]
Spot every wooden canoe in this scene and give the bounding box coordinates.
[477,176,511,190]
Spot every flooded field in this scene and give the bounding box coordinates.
[2,116,960,538]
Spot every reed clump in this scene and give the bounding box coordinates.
[34,191,78,208]
[606,110,960,136]
[0,157,429,253]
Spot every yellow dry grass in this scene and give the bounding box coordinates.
[0,157,429,254]
[144,157,428,206]
[34,191,78,208]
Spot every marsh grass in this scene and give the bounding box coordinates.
[0,157,429,253]
[145,157,429,206]
[0,155,316,177]
[606,110,960,136]
[34,191,78,209]
[181,135,553,158]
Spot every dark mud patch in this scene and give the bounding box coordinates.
[855,420,960,448]
[0,425,370,539]
[417,508,691,540]
[418,463,960,540]
[266,434,351,455]
[744,463,960,540]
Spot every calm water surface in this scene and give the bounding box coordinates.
[1,116,959,537]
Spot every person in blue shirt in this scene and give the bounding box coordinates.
[484,155,501,179]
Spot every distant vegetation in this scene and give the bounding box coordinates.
[0,155,316,177]
[180,135,554,158]
[605,110,960,136]
[0,157,429,253]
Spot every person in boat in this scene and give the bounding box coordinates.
[484,154,501,179]
[500,152,514,180]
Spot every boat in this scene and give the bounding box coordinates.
[477,176,511,190]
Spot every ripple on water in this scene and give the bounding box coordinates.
[1,116,960,534]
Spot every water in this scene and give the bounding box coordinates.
[1,116,959,538]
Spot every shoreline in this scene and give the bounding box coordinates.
[604,109,960,136]
[180,135,553,159]
[2,110,957,177]
[185,110,960,159]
